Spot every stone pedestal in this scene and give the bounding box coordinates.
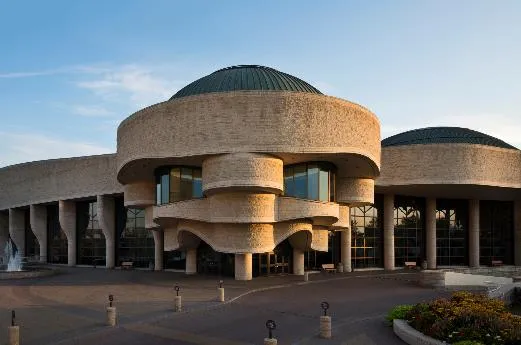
[175,295,182,312]
[8,325,19,345]
[106,307,117,326]
[264,338,277,345]
[293,249,304,275]
[235,253,253,280]
[319,315,332,339]
[186,248,197,275]
[218,287,225,302]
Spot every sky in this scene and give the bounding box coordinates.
[0,0,520,167]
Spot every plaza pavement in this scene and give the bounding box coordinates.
[0,267,447,345]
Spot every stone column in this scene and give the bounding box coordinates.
[383,194,395,270]
[341,227,352,272]
[0,212,9,261]
[235,253,252,280]
[293,248,304,275]
[185,248,197,275]
[425,198,437,269]
[59,200,76,266]
[30,205,48,263]
[97,195,115,269]
[469,199,480,268]
[9,208,25,257]
[152,229,164,271]
[514,201,521,266]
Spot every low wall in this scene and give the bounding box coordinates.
[393,319,445,345]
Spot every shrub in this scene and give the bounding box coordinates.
[386,304,414,324]
[453,341,485,345]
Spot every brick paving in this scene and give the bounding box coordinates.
[0,267,445,345]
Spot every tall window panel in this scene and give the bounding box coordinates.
[77,201,106,266]
[117,207,154,268]
[47,204,67,264]
[155,166,203,205]
[436,200,468,266]
[283,162,336,202]
[350,201,382,268]
[24,209,39,258]
[479,201,514,265]
[394,197,424,267]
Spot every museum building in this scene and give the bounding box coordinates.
[1,65,520,280]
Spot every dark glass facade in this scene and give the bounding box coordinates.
[24,209,39,258]
[283,162,336,202]
[155,166,203,205]
[77,201,106,266]
[47,204,67,264]
[394,196,424,266]
[350,195,383,268]
[479,200,514,265]
[436,199,468,266]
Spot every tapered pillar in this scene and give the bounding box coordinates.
[0,212,9,261]
[152,229,163,271]
[98,195,115,268]
[426,198,436,269]
[341,228,352,272]
[514,201,521,266]
[469,199,480,268]
[235,253,252,280]
[293,248,304,275]
[185,248,197,275]
[383,194,395,270]
[9,208,25,257]
[59,200,76,266]
[30,205,48,263]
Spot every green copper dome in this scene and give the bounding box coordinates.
[170,65,322,100]
[382,127,518,150]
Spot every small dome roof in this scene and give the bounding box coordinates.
[170,65,321,100]
[382,127,518,150]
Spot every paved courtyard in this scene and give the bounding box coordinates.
[0,267,446,345]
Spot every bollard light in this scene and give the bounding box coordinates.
[321,301,329,316]
[266,319,276,339]
[174,285,180,296]
[11,310,15,326]
[219,280,223,288]
[109,294,114,308]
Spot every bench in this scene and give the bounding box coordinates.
[121,261,134,270]
[491,260,503,267]
[404,261,416,269]
[322,264,336,273]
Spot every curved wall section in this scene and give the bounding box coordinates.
[378,144,521,188]
[202,153,283,194]
[124,181,156,207]
[277,197,339,225]
[116,91,381,183]
[336,177,375,205]
[0,154,122,210]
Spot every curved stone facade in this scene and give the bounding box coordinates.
[336,177,375,205]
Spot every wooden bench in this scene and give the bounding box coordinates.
[121,261,134,270]
[404,261,417,269]
[491,260,503,267]
[322,263,336,273]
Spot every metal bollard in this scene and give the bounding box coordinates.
[107,294,117,326]
[174,285,182,312]
[264,320,277,345]
[218,280,225,302]
[8,310,20,345]
[320,301,331,339]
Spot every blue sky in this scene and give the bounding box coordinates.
[1,0,520,167]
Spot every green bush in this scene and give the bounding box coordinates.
[386,304,414,324]
[453,341,485,345]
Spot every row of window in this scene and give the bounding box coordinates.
[155,163,337,205]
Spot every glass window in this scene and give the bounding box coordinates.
[393,197,423,267]
[170,168,181,202]
[307,165,319,200]
[192,169,203,198]
[436,200,467,267]
[117,205,154,268]
[180,168,193,200]
[283,162,336,202]
[47,204,67,264]
[479,200,513,265]
[283,167,294,196]
[155,166,203,204]
[294,165,307,199]
[350,198,382,269]
[161,174,169,204]
[319,169,329,202]
[77,201,106,266]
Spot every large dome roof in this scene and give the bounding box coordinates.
[382,127,518,150]
[170,65,322,100]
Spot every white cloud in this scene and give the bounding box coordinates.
[0,132,113,168]
[72,105,115,117]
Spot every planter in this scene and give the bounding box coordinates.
[393,319,446,345]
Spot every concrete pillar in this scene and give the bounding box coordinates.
[235,253,252,280]
[383,194,395,270]
[8,209,25,257]
[425,198,436,269]
[0,212,9,262]
[185,248,197,275]
[469,199,480,268]
[515,201,521,266]
[59,200,76,266]
[292,248,304,275]
[341,227,352,272]
[97,195,115,269]
[152,229,163,271]
[30,205,47,263]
